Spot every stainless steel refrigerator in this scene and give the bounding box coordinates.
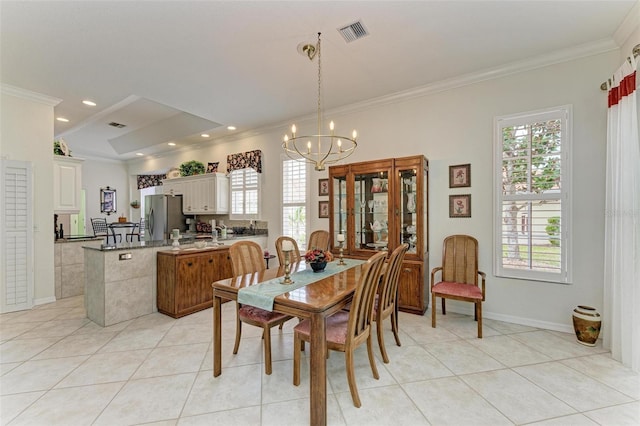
[144,195,187,241]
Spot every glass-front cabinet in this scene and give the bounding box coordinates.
[329,155,429,314]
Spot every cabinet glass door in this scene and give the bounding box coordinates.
[331,173,348,248]
[398,168,418,255]
[354,170,390,254]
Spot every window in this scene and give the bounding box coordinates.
[494,105,572,283]
[230,168,259,220]
[282,158,308,250]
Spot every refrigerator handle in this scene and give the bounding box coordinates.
[148,208,154,239]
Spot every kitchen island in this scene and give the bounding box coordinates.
[83,234,267,326]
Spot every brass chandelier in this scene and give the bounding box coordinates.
[282,32,357,171]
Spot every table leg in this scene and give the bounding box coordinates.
[309,312,327,426]
[213,295,222,376]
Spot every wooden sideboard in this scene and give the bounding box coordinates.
[157,247,233,318]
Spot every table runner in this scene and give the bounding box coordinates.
[238,258,366,311]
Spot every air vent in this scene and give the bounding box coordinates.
[108,121,126,128]
[338,20,369,43]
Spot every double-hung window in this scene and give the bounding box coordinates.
[494,105,572,283]
[282,158,308,250]
[230,168,259,220]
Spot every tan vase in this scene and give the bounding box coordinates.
[572,305,601,346]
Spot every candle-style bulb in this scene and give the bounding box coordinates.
[291,124,297,136]
[329,121,334,131]
[283,134,289,143]
[307,141,311,153]
[352,130,357,140]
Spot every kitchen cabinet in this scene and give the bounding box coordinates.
[163,173,229,215]
[53,156,83,213]
[329,155,429,314]
[157,247,233,318]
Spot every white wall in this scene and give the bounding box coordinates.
[0,88,57,305]
[128,50,620,332]
[82,158,131,231]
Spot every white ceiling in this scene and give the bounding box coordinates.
[1,1,636,161]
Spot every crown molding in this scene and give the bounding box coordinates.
[613,1,639,47]
[1,83,61,107]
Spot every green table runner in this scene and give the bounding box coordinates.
[238,259,366,311]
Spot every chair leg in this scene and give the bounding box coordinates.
[233,314,242,354]
[477,302,483,338]
[376,319,389,364]
[431,293,437,328]
[293,333,301,386]
[345,349,361,408]
[366,335,379,380]
[263,327,272,375]
[442,298,446,315]
[391,310,401,347]
[474,303,478,321]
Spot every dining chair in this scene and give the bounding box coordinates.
[375,243,408,363]
[91,217,121,244]
[308,229,330,251]
[126,218,144,242]
[275,236,302,266]
[431,234,486,338]
[228,240,294,375]
[293,251,387,408]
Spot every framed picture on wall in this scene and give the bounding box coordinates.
[318,178,329,196]
[449,194,471,218]
[449,163,471,188]
[318,200,329,218]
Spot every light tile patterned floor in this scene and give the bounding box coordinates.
[1,296,639,425]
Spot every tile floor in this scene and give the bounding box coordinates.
[1,296,639,425]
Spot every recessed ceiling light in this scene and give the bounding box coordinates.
[136,153,144,156]
[168,142,176,146]
[200,134,210,138]
[56,117,69,122]
[82,100,97,106]
[227,126,236,131]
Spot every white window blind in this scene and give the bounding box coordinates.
[494,105,572,283]
[230,168,259,220]
[282,159,307,250]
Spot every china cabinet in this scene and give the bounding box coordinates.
[329,155,428,314]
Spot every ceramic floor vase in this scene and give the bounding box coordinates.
[572,305,601,346]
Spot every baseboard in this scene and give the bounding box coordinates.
[438,305,574,334]
[33,296,57,306]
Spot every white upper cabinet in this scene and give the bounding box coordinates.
[53,156,83,213]
[163,173,229,215]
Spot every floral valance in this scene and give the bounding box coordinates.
[227,149,262,174]
[137,174,166,189]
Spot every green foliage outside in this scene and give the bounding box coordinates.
[546,216,561,247]
[502,245,561,268]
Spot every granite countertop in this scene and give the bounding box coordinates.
[82,232,268,252]
[55,236,102,243]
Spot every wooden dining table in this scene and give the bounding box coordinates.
[212,261,365,426]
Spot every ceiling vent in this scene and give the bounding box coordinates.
[338,20,369,43]
[108,121,126,128]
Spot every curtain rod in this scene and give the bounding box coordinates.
[600,43,640,91]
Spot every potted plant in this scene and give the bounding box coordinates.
[304,248,334,272]
[179,160,205,176]
[130,200,140,209]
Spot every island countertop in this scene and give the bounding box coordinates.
[82,233,267,252]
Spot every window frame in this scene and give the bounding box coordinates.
[493,105,573,284]
[229,167,260,221]
[281,155,309,251]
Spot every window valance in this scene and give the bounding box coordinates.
[227,150,262,174]
[137,174,166,189]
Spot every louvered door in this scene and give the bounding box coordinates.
[1,160,33,313]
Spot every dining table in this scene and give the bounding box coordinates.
[108,221,138,242]
[211,260,366,426]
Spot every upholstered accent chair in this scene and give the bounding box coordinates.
[431,234,486,338]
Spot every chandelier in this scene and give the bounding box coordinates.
[282,32,357,171]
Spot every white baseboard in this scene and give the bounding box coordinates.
[437,305,574,334]
[33,296,57,306]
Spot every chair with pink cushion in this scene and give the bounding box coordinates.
[431,235,486,338]
[228,240,293,375]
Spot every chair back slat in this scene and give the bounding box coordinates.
[378,244,409,313]
[308,230,330,251]
[229,240,265,276]
[441,235,479,285]
[275,236,302,265]
[348,251,386,341]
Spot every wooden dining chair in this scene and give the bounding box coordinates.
[91,217,120,244]
[307,229,330,251]
[375,243,408,363]
[126,218,144,242]
[431,234,486,338]
[293,251,387,408]
[275,236,302,266]
[228,240,293,375]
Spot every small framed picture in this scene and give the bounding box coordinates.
[318,178,329,196]
[206,162,219,173]
[318,200,329,218]
[449,163,471,188]
[449,194,471,218]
